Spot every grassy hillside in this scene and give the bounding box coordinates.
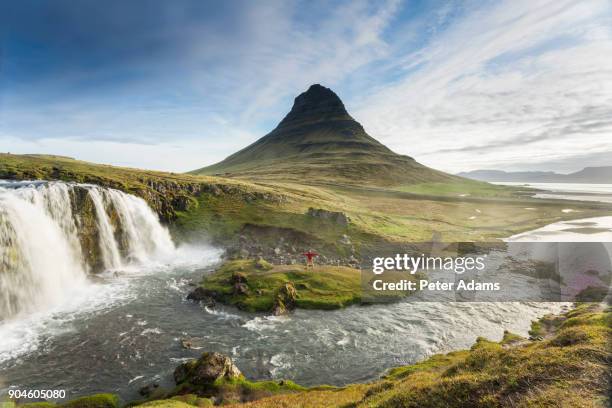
[0,153,208,187]
[0,153,251,222]
[2,154,611,249]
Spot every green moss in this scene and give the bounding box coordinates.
[214,377,306,393]
[374,373,500,408]
[528,320,544,338]
[136,401,195,408]
[565,302,602,319]
[562,312,608,328]
[163,376,307,405]
[500,330,524,345]
[549,326,591,347]
[470,337,503,351]
[254,258,273,270]
[442,338,503,375]
[364,381,394,398]
[59,394,119,408]
[384,351,469,380]
[170,394,213,407]
[19,403,56,408]
[213,378,306,404]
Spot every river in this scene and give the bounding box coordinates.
[0,181,608,402]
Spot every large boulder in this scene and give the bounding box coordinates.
[231,272,250,295]
[233,282,249,296]
[231,271,248,284]
[174,352,243,385]
[186,287,216,307]
[272,282,298,316]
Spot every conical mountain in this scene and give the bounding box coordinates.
[191,84,456,186]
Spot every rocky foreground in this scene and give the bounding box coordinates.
[10,303,610,408]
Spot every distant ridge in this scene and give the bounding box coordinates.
[191,84,456,186]
[458,167,612,184]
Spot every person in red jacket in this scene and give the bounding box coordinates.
[303,249,318,270]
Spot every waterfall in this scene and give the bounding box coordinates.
[88,187,123,270]
[0,180,175,320]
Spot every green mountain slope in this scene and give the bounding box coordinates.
[190,84,457,186]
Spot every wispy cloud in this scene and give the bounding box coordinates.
[354,0,612,172]
[184,0,403,127]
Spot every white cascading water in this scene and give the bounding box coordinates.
[105,188,174,264]
[88,187,123,270]
[0,180,175,321]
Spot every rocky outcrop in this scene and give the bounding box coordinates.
[272,282,298,315]
[307,208,350,226]
[137,180,286,222]
[186,287,216,307]
[276,84,353,129]
[129,179,204,222]
[226,224,359,267]
[69,185,106,273]
[174,352,243,386]
[0,157,285,224]
[138,382,160,397]
[231,272,249,295]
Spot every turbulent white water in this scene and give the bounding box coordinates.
[0,180,175,321]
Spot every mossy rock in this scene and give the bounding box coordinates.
[174,352,243,386]
[272,282,298,315]
[231,272,248,284]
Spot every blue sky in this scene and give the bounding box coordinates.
[1,0,611,173]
